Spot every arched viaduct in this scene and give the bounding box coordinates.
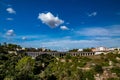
[26,52,95,58]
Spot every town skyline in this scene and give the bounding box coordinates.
[0,0,120,50]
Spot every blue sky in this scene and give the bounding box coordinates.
[0,0,120,50]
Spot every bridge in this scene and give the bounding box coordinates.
[26,52,96,58]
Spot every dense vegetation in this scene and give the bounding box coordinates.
[0,43,120,80]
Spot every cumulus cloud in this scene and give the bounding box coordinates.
[6,7,16,14]
[60,26,69,30]
[38,12,64,28]
[6,29,15,36]
[88,12,97,17]
[6,18,13,21]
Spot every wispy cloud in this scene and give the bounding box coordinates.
[6,18,13,21]
[60,26,69,30]
[12,35,48,41]
[87,12,97,17]
[77,27,109,36]
[38,12,64,28]
[18,37,120,50]
[6,29,15,36]
[77,25,120,36]
[0,33,49,44]
[94,37,111,40]
[19,39,98,49]
[22,37,27,40]
[6,7,16,14]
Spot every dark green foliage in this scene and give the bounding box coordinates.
[33,54,54,75]
[47,75,57,80]
[82,57,92,62]
[101,62,109,66]
[35,54,54,67]
[0,54,8,60]
[94,65,103,74]
[111,67,120,77]
[33,62,43,75]
[79,62,86,67]
[83,70,95,80]
[83,48,92,52]
[105,52,118,63]
[65,54,72,59]
[36,54,54,62]
[69,49,78,52]
[0,53,26,80]
[0,43,22,54]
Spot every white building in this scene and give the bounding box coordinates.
[92,47,108,52]
[108,48,116,51]
[78,49,83,52]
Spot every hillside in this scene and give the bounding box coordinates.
[0,50,120,80]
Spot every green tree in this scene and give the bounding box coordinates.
[34,54,54,75]
[69,49,78,52]
[93,65,103,74]
[0,53,22,80]
[83,48,92,52]
[15,56,35,80]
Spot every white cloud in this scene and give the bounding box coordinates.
[77,27,109,36]
[6,18,13,21]
[41,40,98,48]
[22,37,27,40]
[6,29,15,36]
[11,35,46,40]
[19,38,120,50]
[38,12,64,28]
[94,37,111,40]
[19,39,98,49]
[60,26,69,30]
[77,25,120,36]
[6,7,16,14]
[88,12,97,17]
